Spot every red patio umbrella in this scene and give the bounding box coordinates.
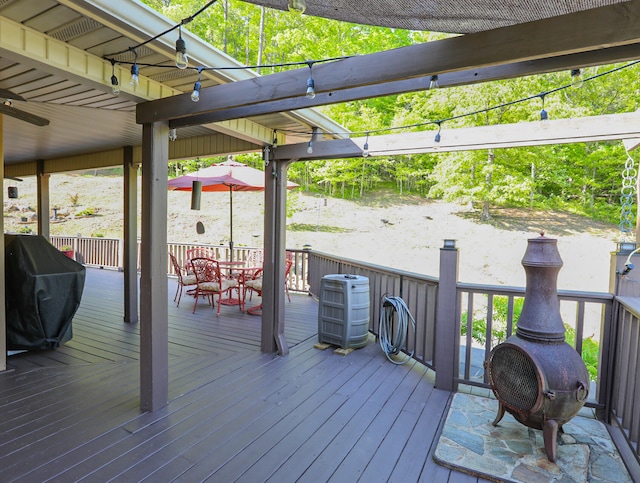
[168,158,297,260]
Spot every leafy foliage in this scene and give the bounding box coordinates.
[143,0,640,225]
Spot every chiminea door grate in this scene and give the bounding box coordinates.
[488,345,543,414]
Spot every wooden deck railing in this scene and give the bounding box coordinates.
[50,236,309,293]
[306,249,614,410]
[609,296,640,461]
[456,283,614,411]
[50,235,634,459]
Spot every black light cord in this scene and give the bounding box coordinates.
[103,0,218,59]
[275,59,640,140]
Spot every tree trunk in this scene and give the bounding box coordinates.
[481,150,494,221]
[530,162,535,207]
[481,201,491,221]
[257,7,266,74]
[223,0,228,54]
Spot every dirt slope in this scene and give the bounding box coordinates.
[3,174,619,292]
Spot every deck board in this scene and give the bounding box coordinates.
[0,268,490,482]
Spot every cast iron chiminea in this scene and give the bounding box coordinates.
[485,234,589,463]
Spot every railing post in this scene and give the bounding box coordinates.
[73,234,80,262]
[610,241,640,297]
[435,239,460,392]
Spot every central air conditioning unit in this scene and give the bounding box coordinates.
[318,274,370,349]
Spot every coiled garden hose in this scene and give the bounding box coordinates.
[379,295,416,365]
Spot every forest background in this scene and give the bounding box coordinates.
[143,0,640,229]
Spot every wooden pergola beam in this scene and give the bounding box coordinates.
[170,42,640,128]
[138,0,640,125]
[272,111,640,160]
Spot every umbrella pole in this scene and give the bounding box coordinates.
[229,186,233,262]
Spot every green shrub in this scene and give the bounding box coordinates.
[75,207,96,217]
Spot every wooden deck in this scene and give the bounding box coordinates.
[0,268,487,482]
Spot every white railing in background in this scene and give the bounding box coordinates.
[49,236,309,293]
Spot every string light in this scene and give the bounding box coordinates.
[110,60,120,95]
[570,68,583,88]
[539,94,548,120]
[305,62,316,99]
[307,139,313,154]
[175,26,188,69]
[434,122,442,143]
[362,132,369,157]
[129,49,139,86]
[429,75,439,89]
[288,0,306,14]
[100,0,640,137]
[191,68,202,102]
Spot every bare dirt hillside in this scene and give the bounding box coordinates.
[3,174,620,292]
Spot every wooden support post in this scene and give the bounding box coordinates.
[139,122,169,411]
[123,146,138,323]
[36,160,50,241]
[434,239,460,392]
[261,149,289,355]
[0,115,5,372]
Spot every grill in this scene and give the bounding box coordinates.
[485,235,589,463]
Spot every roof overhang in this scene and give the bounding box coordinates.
[0,0,345,172]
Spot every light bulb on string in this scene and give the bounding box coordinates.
[570,68,583,88]
[110,60,120,95]
[429,75,439,89]
[175,27,188,69]
[191,68,202,102]
[130,63,139,87]
[305,62,316,99]
[288,0,306,14]
[362,132,370,157]
[539,94,548,121]
[434,122,442,149]
[307,140,313,154]
[129,49,139,86]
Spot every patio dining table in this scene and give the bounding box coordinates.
[218,261,260,307]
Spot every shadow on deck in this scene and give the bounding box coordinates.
[0,268,469,481]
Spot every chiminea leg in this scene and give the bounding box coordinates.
[543,419,558,463]
[492,401,506,426]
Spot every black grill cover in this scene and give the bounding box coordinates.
[5,235,85,350]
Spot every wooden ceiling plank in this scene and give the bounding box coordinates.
[25,5,81,34]
[0,15,181,103]
[138,1,640,124]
